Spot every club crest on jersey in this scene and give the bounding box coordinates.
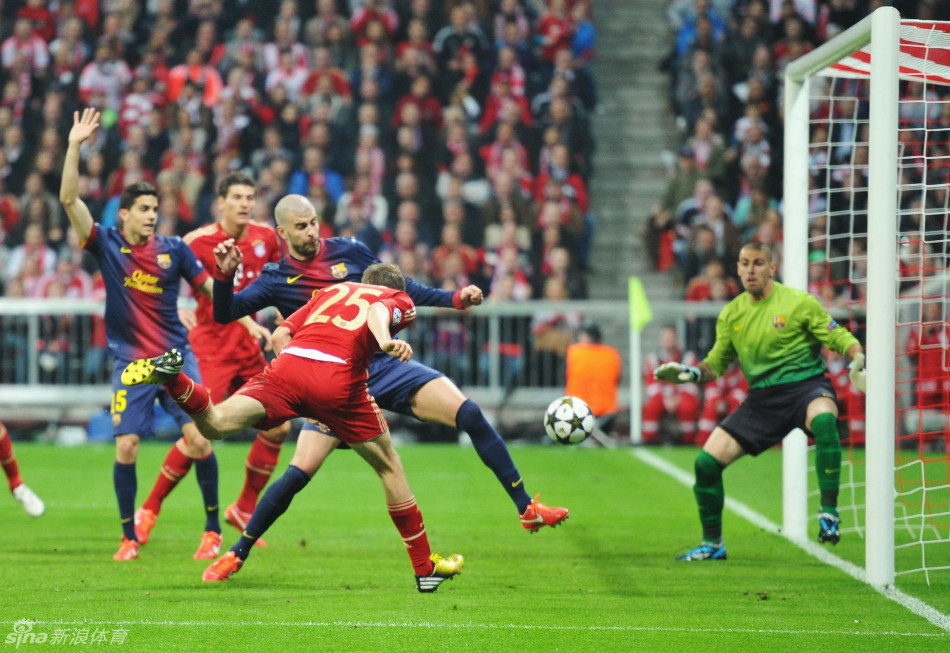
[253,241,266,258]
[331,263,348,279]
[773,315,786,329]
[156,253,171,269]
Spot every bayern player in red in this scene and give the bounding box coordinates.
[0,420,44,517]
[121,263,464,592]
[133,172,286,547]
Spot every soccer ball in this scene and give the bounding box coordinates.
[544,396,595,445]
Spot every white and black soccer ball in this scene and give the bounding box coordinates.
[544,396,595,445]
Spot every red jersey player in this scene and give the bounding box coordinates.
[134,172,283,546]
[696,360,748,447]
[1,420,44,517]
[121,263,464,592]
[642,324,701,444]
[903,301,949,450]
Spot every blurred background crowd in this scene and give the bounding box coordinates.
[0,0,598,308]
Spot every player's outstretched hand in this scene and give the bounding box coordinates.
[653,362,701,384]
[381,339,413,363]
[272,326,291,355]
[68,108,100,145]
[177,307,197,331]
[213,238,243,274]
[459,285,484,308]
[848,352,866,393]
[244,321,273,352]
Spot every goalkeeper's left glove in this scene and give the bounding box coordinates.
[848,352,866,393]
[653,362,701,384]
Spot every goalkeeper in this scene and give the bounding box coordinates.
[655,241,866,561]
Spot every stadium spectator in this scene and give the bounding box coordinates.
[696,360,747,447]
[642,324,701,445]
[565,323,621,419]
[903,301,950,452]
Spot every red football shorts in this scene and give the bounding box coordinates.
[235,353,388,443]
[197,350,269,404]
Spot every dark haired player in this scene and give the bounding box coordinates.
[133,171,286,549]
[199,194,567,579]
[60,108,259,561]
[654,241,866,561]
[122,263,464,592]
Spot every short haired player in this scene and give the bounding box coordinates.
[133,171,287,549]
[121,263,464,592]
[654,241,866,561]
[60,108,262,561]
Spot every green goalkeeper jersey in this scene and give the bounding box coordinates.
[703,282,860,389]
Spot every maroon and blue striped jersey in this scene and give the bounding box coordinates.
[85,224,209,360]
[214,237,457,322]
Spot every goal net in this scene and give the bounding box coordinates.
[784,8,950,587]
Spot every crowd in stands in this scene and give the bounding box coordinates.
[647,0,946,304]
[0,0,599,312]
[642,0,948,446]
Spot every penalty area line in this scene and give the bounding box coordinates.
[26,620,948,637]
[632,448,950,634]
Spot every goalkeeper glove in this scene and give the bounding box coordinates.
[653,362,701,384]
[848,353,866,393]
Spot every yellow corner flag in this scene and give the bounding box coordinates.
[628,277,652,332]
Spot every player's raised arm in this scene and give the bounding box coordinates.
[213,238,243,275]
[194,276,273,350]
[59,108,100,244]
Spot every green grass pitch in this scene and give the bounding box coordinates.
[0,441,947,652]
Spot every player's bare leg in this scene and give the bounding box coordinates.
[411,377,567,531]
[289,426,340,476]
[351,432,463,592]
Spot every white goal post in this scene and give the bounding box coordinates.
[784,6,908,588]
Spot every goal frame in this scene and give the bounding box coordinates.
[783,6,899,587]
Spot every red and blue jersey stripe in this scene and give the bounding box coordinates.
[85,224,209,360]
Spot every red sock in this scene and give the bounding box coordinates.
[164,373,212,415]
[142,438,193,514]
[388,497,433,576]
[236,433,282,514]
[0,424,23,491]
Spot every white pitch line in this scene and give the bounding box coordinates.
[21,620,948,637]
[632,447,950,634]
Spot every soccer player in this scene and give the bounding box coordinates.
[121,263,464,592]
[133,171,287,548]
[1,421,44,517]
[59,108,257,561]
[203,194,567,577]
[654,241,867,561]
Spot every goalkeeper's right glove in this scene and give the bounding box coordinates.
[653,362,701,384]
